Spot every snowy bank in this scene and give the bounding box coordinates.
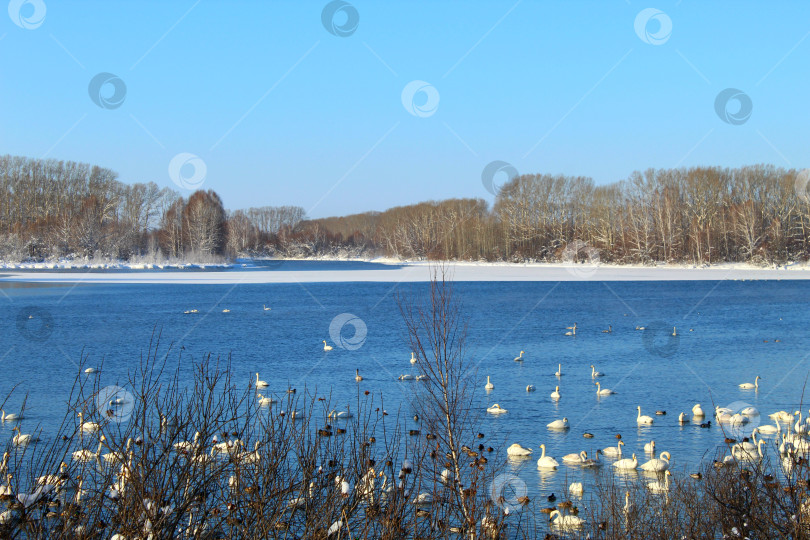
[2,259,810,284]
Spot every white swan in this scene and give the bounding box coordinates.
[102,439,132,465]
[564,323,577,336]
[536,444,559,469]
[486,404,507,415]
[485,376,494,390]
[756,422,780,435]
[398,374,415,381]
[549,509,584,530]
[263,304,271,311]
[355,369,363,382]
[671,327,677,336]
[732,431,759,453]
[257,394,274,406]
[640,451,671,472]
[0,474,12,497]
[77,412,99,433]
[73,437,105,462]
[254,373,269,388]
[322,340,333,351]
[602,440,624,457]
[222,309,230,313]
[562,450,587,464]
[506,443,533,456]
[550,386,561,400]
[596,382,614,395]
[739,375,760,390]
[569,482,584,495]
[644,440,656,453]
[636,406,654,425]
[769,410,793,422]
[591,365,604,377]
[612,453,638,470]
[547,417,569,430]
[555,364,563,377]
[409,352,417,364]
[526,384,536,392]
[741,406,759,416]
[514,350,524,362]
[328,408,353,419]
[173,432,201,453]
[692,403,705,417]
[678,412,688,424]
[11,427,38,446]
[733,439,765,462]
[647,470,672,493]
[84,367,98,374]
[0,410,21,423]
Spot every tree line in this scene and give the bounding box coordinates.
[2,154,808,265]
[0,155,304,262]
[301,164,810,265]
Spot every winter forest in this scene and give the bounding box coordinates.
[1,154,809,266]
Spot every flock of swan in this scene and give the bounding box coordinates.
[475,335,787,531]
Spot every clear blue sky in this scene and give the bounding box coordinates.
[1,1,807,218]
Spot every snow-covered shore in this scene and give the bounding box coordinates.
[2,258,810,283]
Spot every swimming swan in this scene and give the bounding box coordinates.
[739,375,760,390]
[486,404,507,415]
[640,451,671,472]
[485,376,494,390]
[322,341,333,351]
[0,411,21,423]
[612,453,638,470]
[591,365,604,377]
[565,323,577,336]
[602,440,624,457]
[636,406,654,425]
[514,350,524,362]
[692,404,705,417]
[644,440,656,453]
[506,443,533,456]
[562,450,587,464]
[549,509,584,530]
[410,352,417,364]
[547,417,569,430]
[536,444,559,469]
[555,364,563,377]
[254,373,269,388]
[526,384,536,392]
[355,369,363,382]
[550,386,561,400]
[596,382,614,395]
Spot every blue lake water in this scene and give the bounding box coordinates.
[2,267,809,504]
